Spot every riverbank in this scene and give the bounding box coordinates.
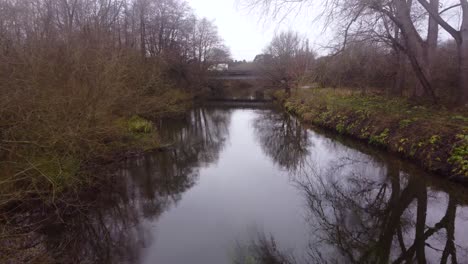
[275,88,468,182]
[0,89,192,208]
[1,88,193,262]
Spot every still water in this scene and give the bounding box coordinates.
[49,106,468,263]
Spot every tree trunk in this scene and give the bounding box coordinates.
[394,49,406,96]
[415,183,428,264]
[458,1,468,106]
[440,196,458,264]
[139,2,146,59]
[427,0,439,80]
[394,0,436,102]
[392,28,405,96]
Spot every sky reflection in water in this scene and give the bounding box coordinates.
[41,106,468,264]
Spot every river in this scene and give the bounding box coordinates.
[42,105,468,263]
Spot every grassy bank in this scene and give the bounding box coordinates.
[276,88,468,181]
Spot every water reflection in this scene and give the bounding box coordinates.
[4,107,468,264]
[127,108,232,219]
[253,111,310,172]
[299,158,468,264]
[2,107,232,263]
[156,107,231,165]
[249,110,468,264]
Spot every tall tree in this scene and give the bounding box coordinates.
[258,30,314,95]
[417,0,468,105]
[244,0,460,103]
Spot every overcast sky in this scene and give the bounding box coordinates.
[189,0,462,61]
[189,0,331,61]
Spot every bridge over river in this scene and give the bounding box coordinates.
[206,69,273,102]
[208,70,262,80]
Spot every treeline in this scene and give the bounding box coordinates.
[0,0,228,203]
[254,31,316,95]
[314,40,459,100]
[247,0,468,106]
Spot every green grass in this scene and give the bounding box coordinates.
[282,88,467,127]
[277,88,468,179]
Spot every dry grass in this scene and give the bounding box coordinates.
[0,44,192,211]
[0,44,193,261]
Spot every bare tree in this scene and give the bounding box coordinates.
[242,0,468,104]
[257,30,314,95]
[0,0,230,243]
[417,0,468,105]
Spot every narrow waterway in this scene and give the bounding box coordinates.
[46,106,468,263]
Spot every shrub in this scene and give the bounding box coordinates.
[127,116,153,134]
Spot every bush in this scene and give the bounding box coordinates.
[127,116,153,134]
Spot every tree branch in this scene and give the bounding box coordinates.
[417,0,461,43]
[439,3,461,15]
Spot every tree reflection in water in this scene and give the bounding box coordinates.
[247,109,468,264]
[253,111,311,172]
[299,160,467,264]
[5,107,468,264]
[2,107,231,264]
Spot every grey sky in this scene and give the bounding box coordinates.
[189,0,330,61]
[189,0,462,61]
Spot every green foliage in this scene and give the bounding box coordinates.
[369,128,390,146]
[318,111,332,124]
[399,118,420,129]
[347,121,357,132]
[284,88,468,180]
[448,134,468,176]
[429,135,440,145]
[398,138,409,153]
[284,102,295,112]
[355,109,371,120]
[360,126,370,138]
[451,115,468,122]
[336,122,346,134]
[29,156,81,194]
[296,104,309,115]
[127,115,153,134]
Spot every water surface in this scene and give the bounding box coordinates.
[45,106,468,263]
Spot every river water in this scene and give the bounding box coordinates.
[45,105,468,263]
